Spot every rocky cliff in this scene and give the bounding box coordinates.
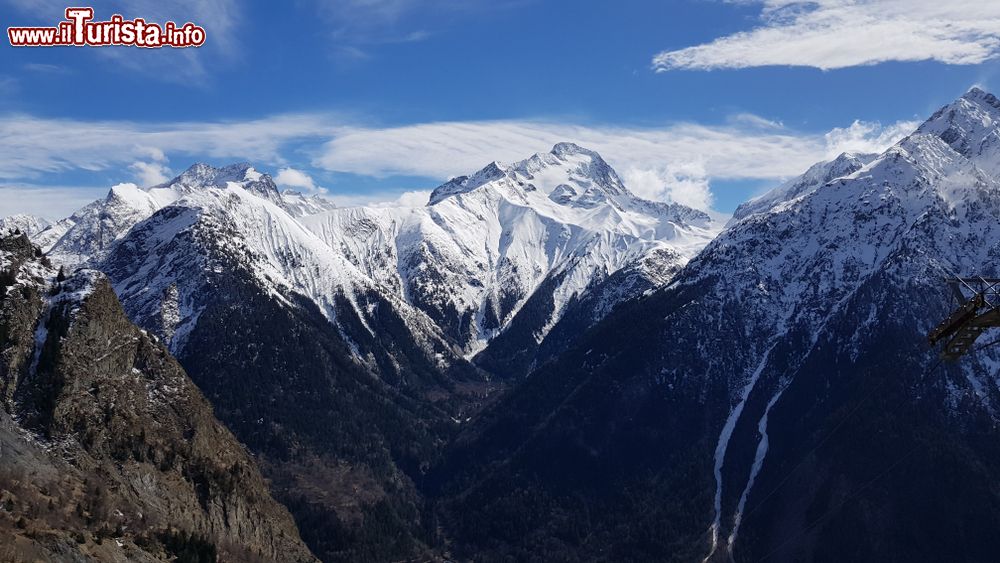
[0,233,316,562]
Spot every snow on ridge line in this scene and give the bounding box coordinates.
[98,179,467,372]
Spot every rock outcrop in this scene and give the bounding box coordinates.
[0,233,316,562]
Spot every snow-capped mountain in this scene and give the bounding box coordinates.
[0,213,50,237]
[13,89,1000,561]
[97,165,470,380]
[918,86,1000,177]
[36,182,179,266]
[438,88,1000,561]
[25,145,717,380]
[301,142,721,372]
[33,164,338,267]
[86,162,484,560]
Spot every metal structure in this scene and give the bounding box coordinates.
[928,278,1000,360]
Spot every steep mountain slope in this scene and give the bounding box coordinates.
[0,232,316,562]
[302,143,721,375]
[435,88,1000,562]
[35,182,182,267]
[15,145,719,560]
[27,145,719,385]
[730,151,877,221]
[100,166,475,386]
[85,166,485,561]
[15,146,719,561]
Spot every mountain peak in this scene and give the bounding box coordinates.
[541,142,627,197]
[172,161,256,184]
[551,142,597,158]
[473,161,508,182]
[428,143,632,206]
[427,160,510,205]
[914,87,1000,177]
[161,162,280,200]
[961,86,1000,111]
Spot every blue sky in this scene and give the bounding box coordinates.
[2,0,999,218]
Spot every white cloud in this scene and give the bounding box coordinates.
[275,167,325,194]
[313,117,918,207]
[823,119,921,155]
[0,184,109,220]
[370,190,432,208]
[129,149,172,186]
[653,0,1000,71]
[0,110,919,214]
[621,163,713,210]
[321,189,431,208]
[0,113,339,180]
[129,161,172,187]
[135,146,168,163]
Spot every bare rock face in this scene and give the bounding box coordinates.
[0,233,317,562]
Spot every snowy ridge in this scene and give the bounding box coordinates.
[34,164,336,268]
[731,151,877,222]
[35,183,177,267]
[98,178,461,373]
[917,87,1000,179]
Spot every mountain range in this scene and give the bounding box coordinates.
[433,87,1000,561]
[4,87,1000,562]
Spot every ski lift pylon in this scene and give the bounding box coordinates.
[929,278,1000,360]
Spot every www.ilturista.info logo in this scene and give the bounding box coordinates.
[8,7,206,48]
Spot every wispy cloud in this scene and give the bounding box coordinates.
[311,0,526,62]
[313,118,918,209]
[0,113,339,179]
[22,63,69,74]
[653,0,1000,71]
[0,184,109,220]
[0,111,917,213]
